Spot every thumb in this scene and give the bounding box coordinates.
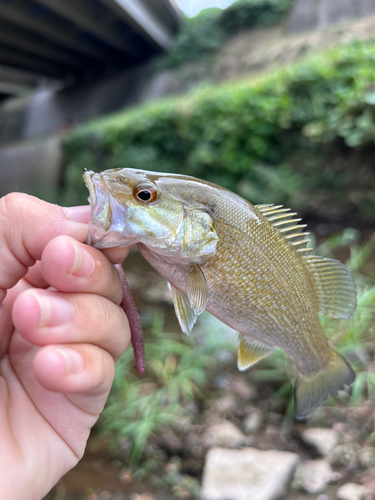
[0,193,90,302]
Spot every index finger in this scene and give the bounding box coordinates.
[41,236,129,305]
[0,194,89,302]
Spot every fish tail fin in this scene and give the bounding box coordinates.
[294,350,355,419]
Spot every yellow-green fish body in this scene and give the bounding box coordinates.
[84,168,356,418]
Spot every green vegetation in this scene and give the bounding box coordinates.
[100,313,236,464]
[99,312,237,497]
[155,0,293,69]
[62,39,375,227]
[249,230,375,421]
[98,233,375,487]
[218,0,293,34]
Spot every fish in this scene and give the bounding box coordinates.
[83,168,357,418]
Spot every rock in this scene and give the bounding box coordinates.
[358,447,375,469]
[293,459,333,494]
[98,493,112,500]
[130,494,155,500]
[119,470,133,485]
[211,394,237,415]
[202,447,300,500]
[202,420,251,449]
[328,443,360,468]
[243,409,263,434]
[264,425,279,440]
[153,426,183,454]
[301,428,339,456]
[337,483,372,500]
[227,376,257,400]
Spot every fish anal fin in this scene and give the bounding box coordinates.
[304,256,357,319]
[237,335,274,372]
[294,350,355,419]
[187,265,208,315]
[170,283,197,335]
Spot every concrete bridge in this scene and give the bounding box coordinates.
[0,0,181,101]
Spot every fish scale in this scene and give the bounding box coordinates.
[84,168,357,418]
[200,216,325,371]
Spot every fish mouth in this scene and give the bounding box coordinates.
[83,170,134,249]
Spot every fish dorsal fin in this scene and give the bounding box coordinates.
[304,256,357,319]
[256,204,311,254]
[170,283,198,335]
[237,334,274,371]
[186,265,208,315]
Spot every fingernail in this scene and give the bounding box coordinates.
[69,241,95,278]
[34,294,75,327]
[63,206,91,223]
[56,348,84,375]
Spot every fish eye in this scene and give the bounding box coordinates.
[133,184,158,203]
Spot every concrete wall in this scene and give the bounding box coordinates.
[0,136,62,199]
[0,64,151,144]
[289,0,375,33]
[0,60,206,145]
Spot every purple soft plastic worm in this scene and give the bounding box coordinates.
[115,263,145,373]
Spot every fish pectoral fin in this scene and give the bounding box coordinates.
[187,265,208,315]
[294,349,355,419]
[237,335,274,371]
[304,256,357,319]
[170,283,198,335]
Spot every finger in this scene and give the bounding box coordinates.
[41,236,124,305]
[6,262,48,316]
[24,261,49,289]
[12,289,130,361]
[0,195,90,302]
[33,343,115,414]
[101,246,131,264]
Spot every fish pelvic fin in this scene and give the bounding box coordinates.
[170,283,198,335]
[294,350,355,419]
[187,265,208,315]
[304,256,357,319]
[170,266,208,335]
[237,334,274,372]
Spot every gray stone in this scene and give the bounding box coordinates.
[202,420,250,449]
[243,409,263,434]
[337,483,372,500]
[301,428,339,456]
[328,444,360,468]
[202,447,300,500]
[358,446,375,469]
[293,459,333,494]
[211,394,237,415]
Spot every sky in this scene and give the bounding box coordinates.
[174,0,236,17]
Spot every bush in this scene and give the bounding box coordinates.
[159,8,225,68]
[157,0,294,69]
[61,39,375,227]
[219,0,293,34]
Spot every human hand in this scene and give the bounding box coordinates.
[0,194,130,500]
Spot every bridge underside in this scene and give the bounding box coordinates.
[0,0,180,99]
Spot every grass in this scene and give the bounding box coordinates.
[99,312,237,464]
[99,231,375,470]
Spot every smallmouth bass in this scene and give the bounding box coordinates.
[84,168,356,418]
